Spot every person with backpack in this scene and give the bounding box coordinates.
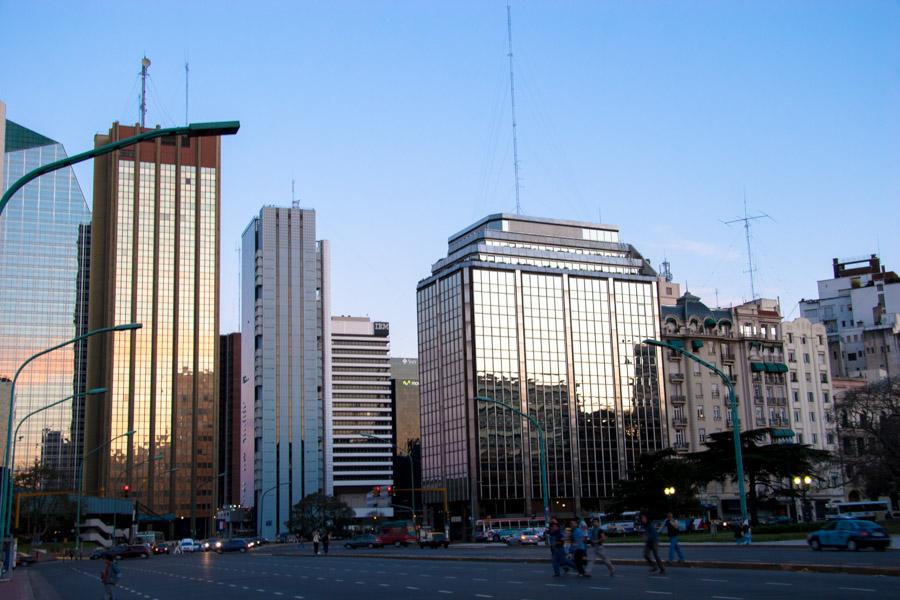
[100,553,120,599]
[665,512,685,563]
[589,517,615,577]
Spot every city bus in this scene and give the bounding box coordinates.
[825,500,892,521]
[474,517,545,542]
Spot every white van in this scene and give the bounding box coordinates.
[179,538,201,553]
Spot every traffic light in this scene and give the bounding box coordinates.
[387,485,394,497]
[121,484,130,498]
[373,485,381,496]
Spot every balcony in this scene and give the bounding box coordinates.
[729,374,739,384]
[721,350,736,363]
[668,352,682,361]
[669,395,686,406]
[770,396,787,406]
[673,442,690,452]
[753,396,764,405]
[672,416,688,428]
[669,373,685,384]
[755,417,767,426]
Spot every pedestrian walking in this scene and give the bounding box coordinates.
[665,512,685,563]
[547,520,576,577]
[741,519,752,545]
[313,531,321,555]
[589,517,615,577]
[322,531,330,555]
[298,534,305,550]
[571,520,590,577]
[641,513,666,575]
[100,554,120,600]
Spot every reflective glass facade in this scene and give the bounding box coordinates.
[417,214,666,524]
[86,124,221,538]
[1,119,91,489]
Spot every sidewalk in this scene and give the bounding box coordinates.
[3,568,35,600]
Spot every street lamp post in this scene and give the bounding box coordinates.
[258,482,289,539]
[664,486,676,510]
[76,430,136,558]
[1,323,142,578]
[642,339,749,527]
[793,475,812,522]
[359,433,416,524]
[0,121,240,218]
[475,395,551,529]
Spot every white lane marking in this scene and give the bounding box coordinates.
[379,583,390,587]
[703,578,728,583]
[475,595,493,599]
[546,583,565,587]
[256,589,266,592]
[765,583,791,587]
[590,587,612,591]
[473,577,488,581]
[294,596,304,599]
[405,586,421,590]
[274,594,284,597]
[507,580,523,584]
[445,576,458,579]
[646,592,672,596]
[438,592,453,595]
[839,588,875,593]
[712,596,742,600]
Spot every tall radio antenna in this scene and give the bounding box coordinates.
[506,1,522,215]
[723,194,774,301]
[185,62,190,125]
[140,55,151,128]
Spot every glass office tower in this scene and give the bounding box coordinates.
[85,123,222,538]
[0,113,91,489]
[417,214,667,532]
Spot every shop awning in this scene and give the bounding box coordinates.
[771,428,795,439]
[668,340,685,350]
[766,362,789,373]
[704,317,717,328]
[750,362,766,372]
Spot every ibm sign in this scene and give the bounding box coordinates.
[373,321,389,337]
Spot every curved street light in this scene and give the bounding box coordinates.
[1,323,142,578]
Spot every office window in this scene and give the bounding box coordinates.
[810,412,816,422]
[803,353,810,363]
[805,372,812,382]
[823,391,830,404]
[793,409,800,422]
[713,405,721,421]
[792,390,799,403]
[808,391,814,403]
[699,428,707,443]
[697,405,705,420]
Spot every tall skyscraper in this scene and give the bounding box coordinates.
[390,357,420,519]
[1,105,92,489]
[219,333,241,507]
[241,207,330,539]
[85,122,223,538]
[330,317,393,516]
[417,214,666,533]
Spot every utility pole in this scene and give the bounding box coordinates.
[140,56,151,128]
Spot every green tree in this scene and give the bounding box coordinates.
[607,449,701,517]
[838,377,900,505]
[688,428,832,525]
[285,492,355,536]
[13,460,73,542]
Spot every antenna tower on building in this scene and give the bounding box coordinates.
[660,257,673,282]
[185,62,190,125]
[723,195,774,301]
[506,1,522,215]
[292,179,300,209]
[140,56,151,128]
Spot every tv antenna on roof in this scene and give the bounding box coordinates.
[723,194,774,301]
[292,179,300,209]
[506,1,522,215]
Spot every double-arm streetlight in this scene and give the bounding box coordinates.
[475,395,550,529]
[793,475,812,522]
[359,432,416,522]
[1,323,142,578]
[76,430,136,558]
[642,339,749,527]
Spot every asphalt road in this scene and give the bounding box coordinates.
[267,539,899,570]
[25,551,897,600]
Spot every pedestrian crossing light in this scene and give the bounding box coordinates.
[121,484,130,498]
[387,485,394,497]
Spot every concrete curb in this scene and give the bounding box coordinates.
[260,550,900,577]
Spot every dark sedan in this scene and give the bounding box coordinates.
[344,534,384,549]
[215,538,250,553]
[807,519,891,551]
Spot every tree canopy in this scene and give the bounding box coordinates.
[285,492,355,536]
[838,377,900,503]
[607,448,701,517]
[688,428,833,524]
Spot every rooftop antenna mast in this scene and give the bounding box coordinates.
[292,179,300,209]
[185,61,190,125]
[140,55,151,128]
[723,194,774,301]
[506,1,522,215]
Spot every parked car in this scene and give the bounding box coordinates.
[179,538,202,553]
[344,534,384,549]
[509,528,543,545]
[419,532,450,549]
[215,538,250,553]
[807,519,890,551]
[90,544,151,560]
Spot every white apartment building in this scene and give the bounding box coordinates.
[330,317,394,517]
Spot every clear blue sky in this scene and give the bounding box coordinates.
[2,1,898,356]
